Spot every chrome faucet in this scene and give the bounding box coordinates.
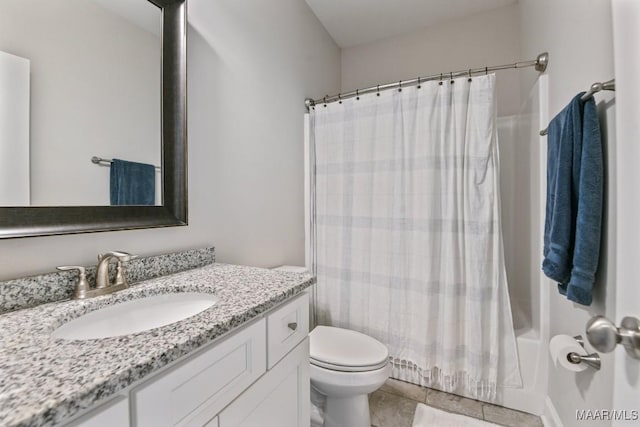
[58,251,137,299]
[96,251,136,289]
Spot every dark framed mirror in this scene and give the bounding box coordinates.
[0,0,187,238]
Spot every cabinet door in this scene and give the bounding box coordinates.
[64,396,128,427]
[133,318,266,427]
[203,416,218,427]
[219,337,310,427]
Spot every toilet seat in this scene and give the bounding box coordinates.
[310,326,389,372]
[310,357,389,372]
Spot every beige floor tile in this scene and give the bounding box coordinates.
[482,404,543,427]
[369,389,418,427]
[379,378,428,402]
[425,388,484,419]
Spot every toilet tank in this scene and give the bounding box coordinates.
[272,265,308,273]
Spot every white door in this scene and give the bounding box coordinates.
[64,396,129,427]
[219,338,310,427]
[0,50,30,206]
[612,1,640,424]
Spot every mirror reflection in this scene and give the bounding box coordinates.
[0,0,162,207]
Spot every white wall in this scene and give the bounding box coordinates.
[519,1,617,426]
[340,4,522,116]
[0,0,161,206]
[0,0,340,280]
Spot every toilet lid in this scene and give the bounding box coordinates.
[310,326,389,372]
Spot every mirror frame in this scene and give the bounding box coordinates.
[0,0,187,239]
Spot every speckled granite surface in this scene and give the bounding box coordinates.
[0,247,215,314]
[0,263,314,427]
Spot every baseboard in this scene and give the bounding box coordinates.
[541,396,563,427]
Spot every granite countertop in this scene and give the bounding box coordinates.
[0,263,314,427]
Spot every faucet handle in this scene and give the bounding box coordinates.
[112,252,138,287]
[57,266,91,299]
[113,251,138,262]
[57,265,86,274]
[99,251,137,262]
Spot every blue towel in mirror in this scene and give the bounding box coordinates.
[110,158,156,206]
[542,93,603,306]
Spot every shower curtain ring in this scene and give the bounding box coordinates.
[468,69,472,82]
[450,72,454,84]
[377,85,380,96]
[439,73,443,86]
[485,66,488,75]
[356,89,360,100]
[338,93,342,104]
[323,95,327,107]
[417,77,421,89]
[398,80,402,92]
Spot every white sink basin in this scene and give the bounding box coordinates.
[52,293,218,340]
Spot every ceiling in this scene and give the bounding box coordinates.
[305,0,517,48]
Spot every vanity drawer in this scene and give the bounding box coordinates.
[267,292,309,369]
[133,318,266,427]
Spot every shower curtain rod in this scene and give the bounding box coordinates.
[91,156,161,171]
[305,52,549,109]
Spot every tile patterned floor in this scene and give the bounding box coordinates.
[370,379,544,427]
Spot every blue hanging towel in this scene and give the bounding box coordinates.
[542,93,603,306]
[110,158,156,206]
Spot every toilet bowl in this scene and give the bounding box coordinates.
[310,326,391,427]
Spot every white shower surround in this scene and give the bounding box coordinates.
[491,75,550,416]
[308,74,522,399]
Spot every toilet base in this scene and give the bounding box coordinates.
[323,394,371,427]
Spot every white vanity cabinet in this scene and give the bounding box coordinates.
[204,417,218,426]
[63,291,310,427]
[133,318,268,426]
[218,338,310,427]
[65,396,129,427]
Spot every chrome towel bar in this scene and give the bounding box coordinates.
[540,79,615,136]
[91,156,160,171]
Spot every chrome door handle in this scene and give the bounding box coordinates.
[287,322,298,331]
[586,315,640,360]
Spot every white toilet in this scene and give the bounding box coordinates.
[272,266,390,426]
[310,325,391,427]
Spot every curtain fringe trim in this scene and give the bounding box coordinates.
[390,357,497,400]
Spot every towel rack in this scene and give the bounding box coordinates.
[581,79,615,101]
[539,79,615,136]
[91,156,161,171]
